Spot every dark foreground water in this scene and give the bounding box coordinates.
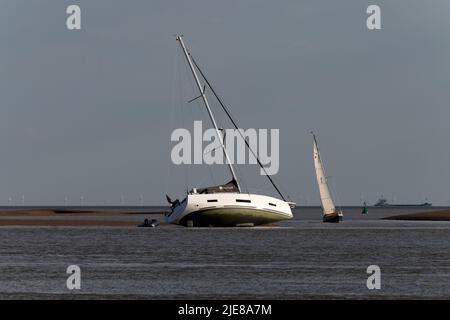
[0,207,449,299]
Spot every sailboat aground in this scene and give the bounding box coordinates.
[165,36,295,227]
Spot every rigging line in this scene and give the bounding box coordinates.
[199,96,219,188]
[180,47,195,192]
[184,65,234,188]
[165,41,180,197]
[232,162,249,194]
[177,36,241,191]
[191,57,289,202]
[193,76,217,187]
[182,48,221,190]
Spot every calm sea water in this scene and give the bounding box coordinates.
[0,207,449,299]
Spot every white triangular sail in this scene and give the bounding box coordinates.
[313,135,336,215]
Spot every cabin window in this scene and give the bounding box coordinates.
[236,199,251,203]
[207,199,218,203]
[269,203,277,207]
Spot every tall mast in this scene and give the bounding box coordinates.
[176,35,241,192]
[192,57,288,202]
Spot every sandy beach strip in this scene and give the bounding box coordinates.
[0,208,167,226]
[0,209,167,217]
[383,209,450,221]
[0,219,142,226]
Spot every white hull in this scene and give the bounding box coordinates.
[165,193,293,227]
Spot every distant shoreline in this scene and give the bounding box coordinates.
[383,209,450,221]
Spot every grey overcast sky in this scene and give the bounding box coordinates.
[0,0,449,206]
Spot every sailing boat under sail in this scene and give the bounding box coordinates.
[312,132,343,223]
[165,35,295,227]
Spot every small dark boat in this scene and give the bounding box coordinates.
[138,219,159,228]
